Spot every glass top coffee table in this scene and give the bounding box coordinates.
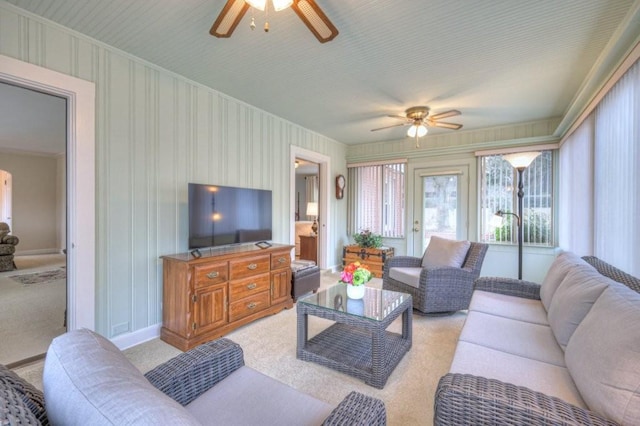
[296,283,412,389]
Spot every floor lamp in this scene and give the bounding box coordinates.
[497,151,541,280]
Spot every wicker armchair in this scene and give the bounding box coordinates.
[1,337,386,425]
[382,242,488,314]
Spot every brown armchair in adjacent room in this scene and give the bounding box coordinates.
[382,237,488,314]
[0,222,19,272]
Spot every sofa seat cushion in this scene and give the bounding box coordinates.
[565,284,640,426]
[458,311,565,367]
[450,341,586,408]
[388,267,421,288]
[540,251,590,311]
[186,366,333,426]
[547,265,611,349]
[44,329,199,425]
[421,236,470,269]
[468,290,549,325]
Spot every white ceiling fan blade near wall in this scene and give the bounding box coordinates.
[428,120,463,130]
[429,109,461,120]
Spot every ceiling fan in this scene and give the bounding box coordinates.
[371,106,463,147]
[210,0,339,43]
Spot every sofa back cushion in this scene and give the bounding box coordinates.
[421,236,470,269]
[44,328,199,425]
[565,284,640,425]
[540,251,589,311]
[547,265,610,349]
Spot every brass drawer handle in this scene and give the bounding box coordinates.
[247,283,257,290]
[247,302,257,309]
[247,263,257,270]
[278,257,286,263]
[206,271,219,279]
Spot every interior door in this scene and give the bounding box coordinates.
[412,167,468,255]
[0,170,11,229]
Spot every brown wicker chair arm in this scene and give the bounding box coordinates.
[434,373,617,426]
[474,276,541,300]
[144,338,244,406]
[323,391,386,426]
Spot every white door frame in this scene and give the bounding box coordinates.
[0,54,96,331]
[290,147,330,269]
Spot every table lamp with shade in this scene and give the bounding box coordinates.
[306,202,319,235]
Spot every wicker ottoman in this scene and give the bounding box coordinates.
[291,261,320,301]
[0,244,16,272]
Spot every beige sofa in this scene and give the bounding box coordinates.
[435,252,640,425]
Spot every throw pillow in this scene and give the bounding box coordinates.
[539,251,590,311]
[421,236,471,269]
[547,265,611,349]
[565,284,640,425]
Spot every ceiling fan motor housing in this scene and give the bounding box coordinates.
[405,106,430,120]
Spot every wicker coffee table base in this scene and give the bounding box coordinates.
[297,295,412,389]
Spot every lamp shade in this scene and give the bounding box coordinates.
[306,202,318,217]
[272,0,293,11]
[246,0,293,11]
[503,151,541,169]
[407,124,427,138]
[246,0,266,10]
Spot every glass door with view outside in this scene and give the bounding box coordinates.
[413,172,467,255]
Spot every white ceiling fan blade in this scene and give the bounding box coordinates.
[210,0,249,38]
[429,109,461,120]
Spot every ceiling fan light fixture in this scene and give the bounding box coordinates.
[407,124,427,138]
[272,0,294,11]
[246,0,267,10]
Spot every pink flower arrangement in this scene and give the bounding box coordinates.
[340,261,372,286]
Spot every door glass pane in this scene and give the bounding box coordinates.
[422,175,458,248]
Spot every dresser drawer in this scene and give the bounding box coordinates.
[193,262,228,288]
[229,255,270,280]
[229,291,270,322]
[271,251,291,270]
[229,273,270,302]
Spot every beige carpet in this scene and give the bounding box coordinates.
[0,254,67,366]
[13,271,465,426]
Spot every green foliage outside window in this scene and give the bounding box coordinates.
[494,210,551,244]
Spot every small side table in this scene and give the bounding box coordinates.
[299,235,317,263]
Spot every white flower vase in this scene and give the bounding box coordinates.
[347,284,365,299]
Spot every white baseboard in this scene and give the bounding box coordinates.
[110,323,162,350]
[15,248,62,256]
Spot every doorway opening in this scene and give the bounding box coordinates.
[290,147,331,269]
[0,54,96,352]
[0,81,68,367]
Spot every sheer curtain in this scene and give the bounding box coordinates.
[593,60,639,275]
[558,114,594,254]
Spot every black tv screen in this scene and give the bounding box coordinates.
[188,183,272,249]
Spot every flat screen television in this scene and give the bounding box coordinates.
[188,183,272,249]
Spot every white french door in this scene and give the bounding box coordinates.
[412,167,469,255]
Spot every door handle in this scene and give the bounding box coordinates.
[412,227,420,232]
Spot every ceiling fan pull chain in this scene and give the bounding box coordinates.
[264,2,269,32]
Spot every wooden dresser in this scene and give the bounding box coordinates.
[161,244,293,351]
